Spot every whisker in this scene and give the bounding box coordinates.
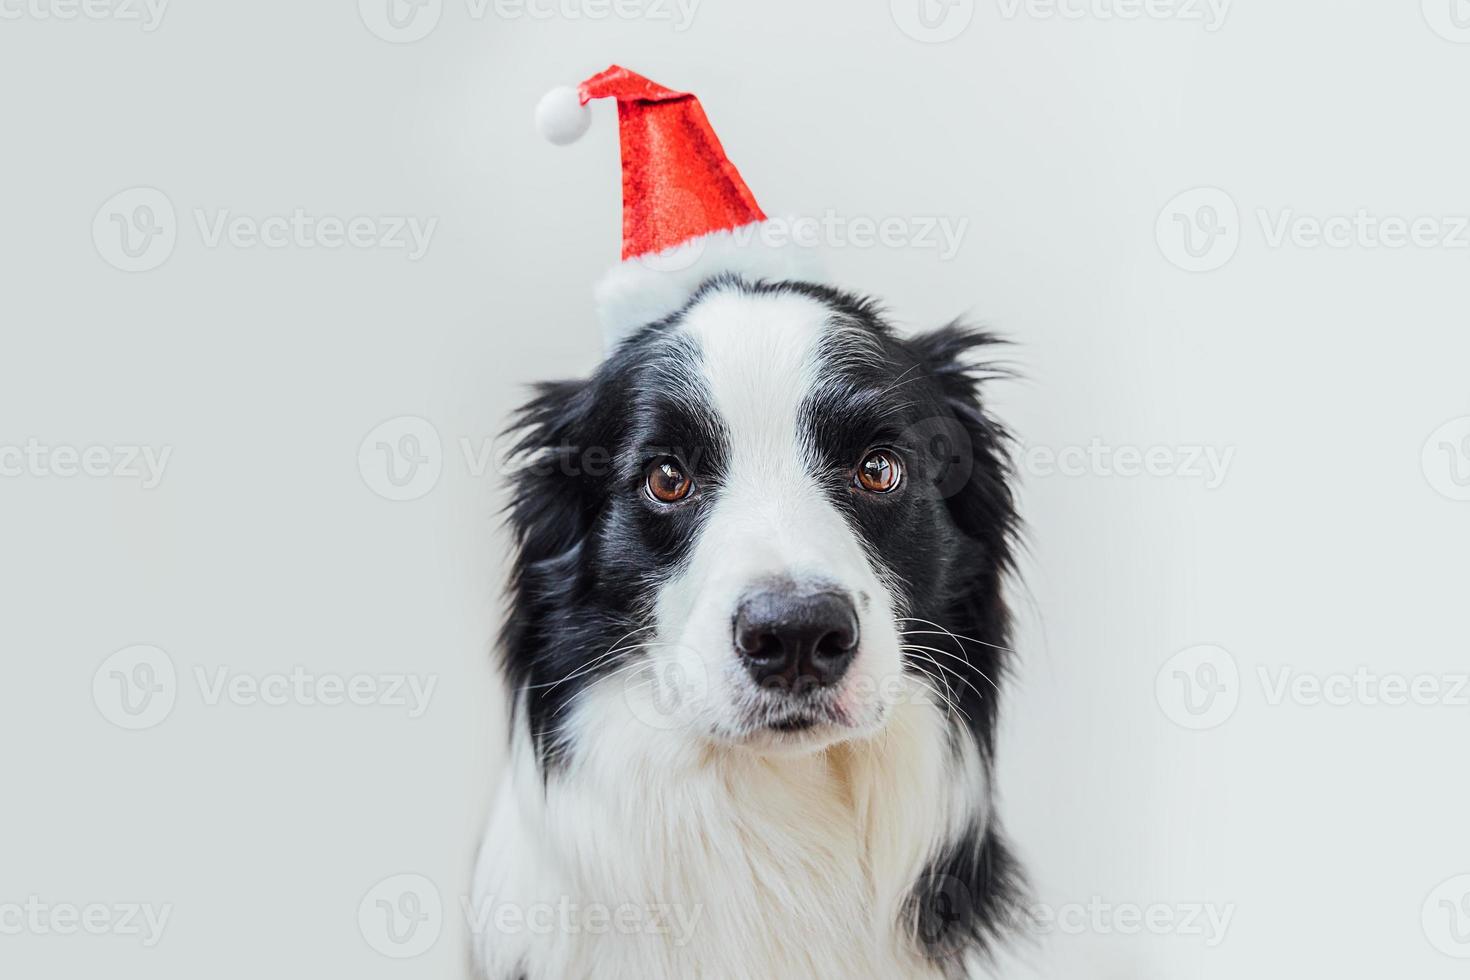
[521,639,676,692]
[896,617,1019,657]
[902,652,972,723]
[542,623,656,680]
[900,643,1000,697]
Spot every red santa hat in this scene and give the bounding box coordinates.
[535,65,819,346]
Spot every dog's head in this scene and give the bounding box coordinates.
[502,275,1016,766]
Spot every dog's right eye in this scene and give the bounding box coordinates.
[645,458,693,504]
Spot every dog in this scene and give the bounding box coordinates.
[473,273,1024,979]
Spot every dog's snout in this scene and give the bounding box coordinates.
[734,589,859,690]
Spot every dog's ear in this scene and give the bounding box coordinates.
[906,323,1018,563]
[504,379,610,572]
[907,322,1008,411]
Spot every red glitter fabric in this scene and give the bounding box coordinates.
[578,65,766,260]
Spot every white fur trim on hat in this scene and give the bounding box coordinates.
[595,218,826,349]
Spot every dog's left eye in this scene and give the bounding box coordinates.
[855,449,903,494]
[646,457,694,503]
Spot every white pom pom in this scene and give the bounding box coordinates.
[535,86,591,145]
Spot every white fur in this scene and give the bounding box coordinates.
[475,287,990,979]
[595,220,826,349]
[474,687,986,979]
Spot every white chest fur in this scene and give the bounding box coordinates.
[473,692,987,980]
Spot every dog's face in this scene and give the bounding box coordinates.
[504,277,1014,765]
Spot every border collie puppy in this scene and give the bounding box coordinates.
[473,273,1024,979]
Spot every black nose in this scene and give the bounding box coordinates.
[734,589,859,692]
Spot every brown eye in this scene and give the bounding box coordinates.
[646,458,693,503]
[856,449,903,494]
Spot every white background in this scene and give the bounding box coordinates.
[3,1,1469,977]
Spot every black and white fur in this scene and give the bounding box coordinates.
[474,274,1025,979]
